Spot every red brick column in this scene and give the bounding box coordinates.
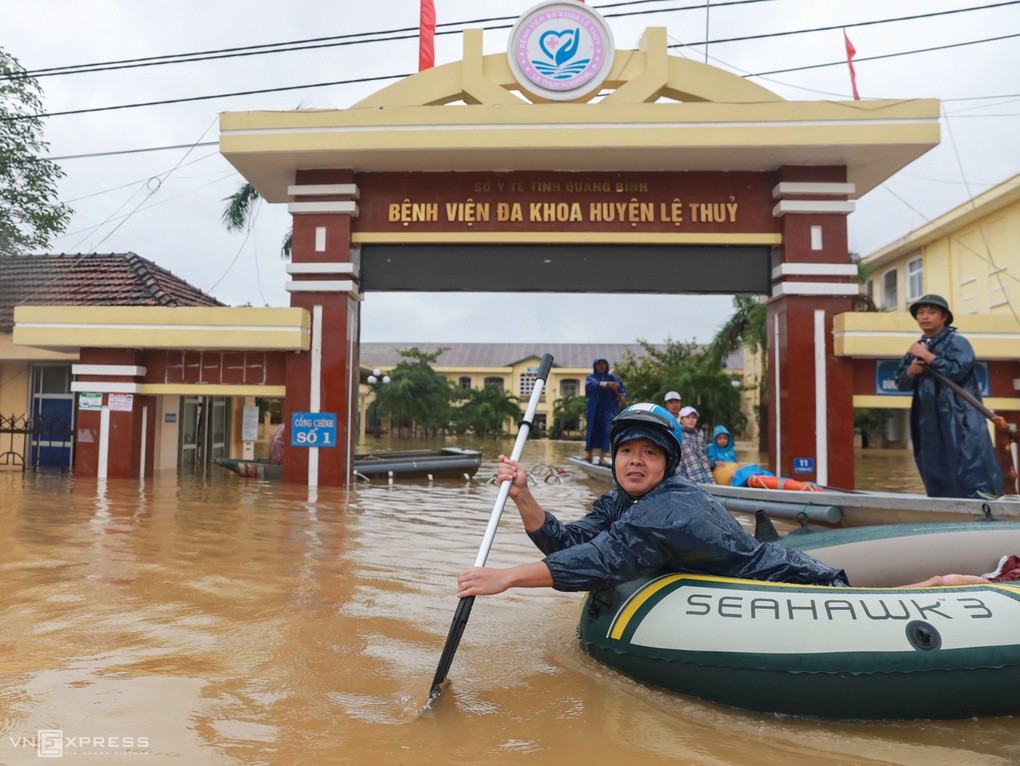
[72,349,154,479]
[282,169,362,486]
[766,167,859,488]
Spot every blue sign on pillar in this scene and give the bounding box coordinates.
[792,457,814,474]
[290,412,338,448]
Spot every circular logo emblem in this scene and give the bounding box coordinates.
[507,1,615,102]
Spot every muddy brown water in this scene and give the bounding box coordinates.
[1,441,1016,765]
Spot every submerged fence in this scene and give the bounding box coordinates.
[0,413,73,471]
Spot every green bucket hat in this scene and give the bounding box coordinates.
[910,294,953,326]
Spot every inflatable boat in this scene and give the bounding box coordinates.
[577,521,1020,719]
[566,455,1020,525]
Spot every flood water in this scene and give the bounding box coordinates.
[1,441,1015,765]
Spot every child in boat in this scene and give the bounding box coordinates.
[706,424,739,483]
[706,424,737,468]
[456,403,987,598]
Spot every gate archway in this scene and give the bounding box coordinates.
[220,17,939,488]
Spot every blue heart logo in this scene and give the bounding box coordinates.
[539,28,580,66]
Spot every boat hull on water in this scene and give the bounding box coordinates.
[215,447,482,482]
[578,521,1020,719]
[566,455,1019,525]
[353,448,482,480]
[214,457,282,481]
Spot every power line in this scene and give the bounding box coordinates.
[1,1,774,81]
[0,0,1014,161]
[669,0,1020,49]
[4,72,408,122]
[5,23,1018,125]
[748,31,1020,78]
[50,143,219,163]
[1,0,1012,105]
[1,20,491,80]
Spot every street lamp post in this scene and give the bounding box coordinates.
[360,368,391,445]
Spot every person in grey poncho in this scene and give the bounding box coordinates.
[456,403,989,598]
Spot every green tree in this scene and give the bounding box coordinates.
[708,295,767,450]
[854,407,888,449]
[551,394,586,439]
[707,295,766,365]
[221,182,292,258]
[614,339,698,403]
[221,104,315,258]
[0,47,71,255]
[673,359,747,440]
[370,347,453,436]
[451,384,521,437]
[851,254,879,312]
[614,339,746,438]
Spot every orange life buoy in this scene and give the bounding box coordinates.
[746,474,823,492]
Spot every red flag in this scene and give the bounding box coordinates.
[419,0,436,71]
[843,30,860,100]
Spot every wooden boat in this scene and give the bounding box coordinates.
[215,447,482,482]
[578,521,1020,719]
[566,455,1020,525]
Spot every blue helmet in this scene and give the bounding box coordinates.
[610,403,683,478]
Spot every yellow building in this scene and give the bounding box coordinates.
[863,173,1020,316]
[836,173,1020,450]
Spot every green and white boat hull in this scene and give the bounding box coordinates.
[578,523,1020,719]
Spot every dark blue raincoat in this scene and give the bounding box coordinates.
[585,356,625,453]
[527,475,848,592]
[894,327,1003,498]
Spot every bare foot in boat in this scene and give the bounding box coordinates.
[897,574,990,588]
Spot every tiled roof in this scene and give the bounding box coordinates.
[361,342,744,371]
[360,342,644,369]
[0,256,744,370]
[0,253,223,332]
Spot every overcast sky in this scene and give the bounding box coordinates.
[2,1,1018,345]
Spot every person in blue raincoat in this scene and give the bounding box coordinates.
[894,294,1003,499]
[455,403,987,598]
[584,356,626,464]
[706,424,737,468]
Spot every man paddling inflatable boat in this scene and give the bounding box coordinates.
[456,404,986,599]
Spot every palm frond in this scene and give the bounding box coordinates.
[220,183,261,231]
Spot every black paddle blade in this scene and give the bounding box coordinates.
[429,595,475,698]
[753,509,780,542]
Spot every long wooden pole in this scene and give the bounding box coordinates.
[923,364,1017,438]
[923,363,1019,493]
